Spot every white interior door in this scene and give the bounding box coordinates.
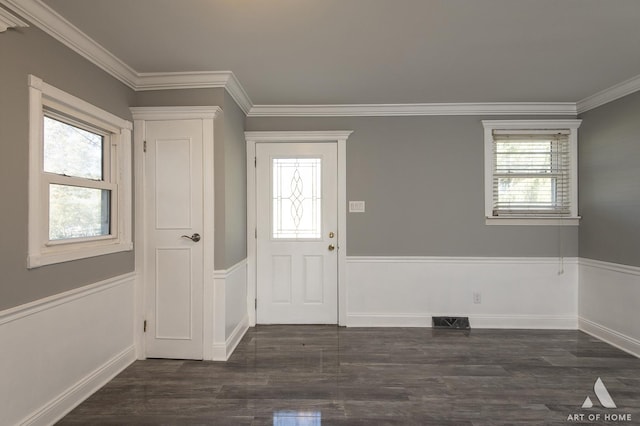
[145,119,204,359]
[256,142,338,324]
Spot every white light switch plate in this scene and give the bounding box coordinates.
[349,201,365,213]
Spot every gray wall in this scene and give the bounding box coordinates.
[132,88,247,269]
[578,92,640,267]
[222,91,247,268]
[0,26,136,310]
[246,115,579,257]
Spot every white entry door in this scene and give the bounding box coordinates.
[256,142,338,324]
[144,119,204,359]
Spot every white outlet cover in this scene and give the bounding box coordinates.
[349,201,365,213]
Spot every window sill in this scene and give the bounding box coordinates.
[27,240,133,269]
[485,217,581,226]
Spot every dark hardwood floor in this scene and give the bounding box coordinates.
[58,326,640,425]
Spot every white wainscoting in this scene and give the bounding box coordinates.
[0,273,136,426]
[579,258,640,358]
[212,259,249,361]
[345,257,578,329]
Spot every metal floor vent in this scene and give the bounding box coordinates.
[432,316,471,329]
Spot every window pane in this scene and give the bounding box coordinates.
[49,184,110,240]
[272,158,322,239]
[495,140,553,174]
[497,177,553,206]
[44,116,104,180]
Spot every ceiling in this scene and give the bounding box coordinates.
[38,0,640,106]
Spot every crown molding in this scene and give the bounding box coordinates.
[135,71,252,115]
[247,102,577,117]
[245,130,353,142]
[5,0,640,118]
[0,5,28,32]
[0,1,252,113]
[0,0,138,88]
[577,72,640,114]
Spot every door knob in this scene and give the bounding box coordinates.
[328,244,335,251]
[181,233,201,242]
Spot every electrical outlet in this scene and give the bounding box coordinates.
[473,292,481,304]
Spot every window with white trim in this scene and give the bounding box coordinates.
[482,120,581,225]
[28,75,133,268]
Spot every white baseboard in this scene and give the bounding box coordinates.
[346,313,577,329]
[579,317,640,359]
[212,314,249,361]
[21,346,136,426]
[578,258,640,359]
[0,273,136,426]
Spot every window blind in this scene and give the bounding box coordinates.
[491,130,571,217]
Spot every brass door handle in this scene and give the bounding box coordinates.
[328,244,335,251]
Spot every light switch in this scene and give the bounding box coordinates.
[349,201,365,213]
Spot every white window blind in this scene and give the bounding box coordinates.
[491,130,571,217]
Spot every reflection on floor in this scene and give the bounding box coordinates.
[274,410,321,426]
[58,325,640,425]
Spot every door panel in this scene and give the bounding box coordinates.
[256,143,338,324]
[145,119,203,359]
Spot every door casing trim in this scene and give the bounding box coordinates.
[132,106,221,360]
[245,131,352,326]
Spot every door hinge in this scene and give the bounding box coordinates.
[255,299,257,310]
[143,140,147,153]
[143,320,147,333]
[255,228,257,239]
[254,157,257,167]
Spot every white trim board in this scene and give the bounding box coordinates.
[580,317,640,359]
[4,0,640,116]
[347,313,577,329]
[0,5,28,31]
[1,0,138,87]
[579,257,640,276]
[135,72,253,115]
[130,105,222,121]
[577,73,640,114]
[20,347,135,426]
[246,131,351,327]
[212,315,249,361]
[248,102,578,117]
[131,107,218,361]
[213,258,248,280]
[0,271,136,325]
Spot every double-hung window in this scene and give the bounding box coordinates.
[28,75,133,268]
[482,120,581,225]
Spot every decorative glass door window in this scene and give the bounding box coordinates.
[272,158,322,239]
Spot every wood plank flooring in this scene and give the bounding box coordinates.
[58,326,640,425]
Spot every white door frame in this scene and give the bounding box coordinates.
[245,131,352,326]
[131,106,221,360]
